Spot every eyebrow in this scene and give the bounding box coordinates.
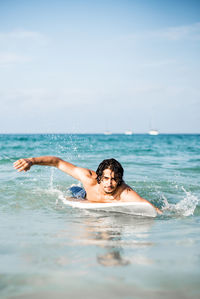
[103,175,116,180]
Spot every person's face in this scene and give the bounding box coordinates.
[100,168,118,194]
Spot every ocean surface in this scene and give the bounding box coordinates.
[0,133,200,299]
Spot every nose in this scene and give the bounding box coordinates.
[106,179,112,186]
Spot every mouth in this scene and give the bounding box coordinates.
[104,187,114,192]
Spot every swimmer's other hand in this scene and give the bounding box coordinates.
[156,207,163,215]
[13,158,33,172]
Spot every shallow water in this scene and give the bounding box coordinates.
[0,134,200,298]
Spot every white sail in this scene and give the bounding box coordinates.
[149,129,159,135]
[125,130,133,135]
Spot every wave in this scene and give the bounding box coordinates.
[161,187,199,217]
[177,166,200,173]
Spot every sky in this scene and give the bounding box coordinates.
[0,0,200,133]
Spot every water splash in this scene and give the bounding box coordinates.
[49,168,54,190]
[162,187,199,216]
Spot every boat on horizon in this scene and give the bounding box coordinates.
[104,131,112,135]
[149,129,159,135]
[124,130,133,135]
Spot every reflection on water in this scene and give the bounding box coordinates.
[2,208,200,299]
[97,250,130,266]
[18,211,155,271]
[72,212,155,267]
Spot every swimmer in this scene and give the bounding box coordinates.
[13,156,162,214]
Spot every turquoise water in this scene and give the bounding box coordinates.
[1,134,200,299]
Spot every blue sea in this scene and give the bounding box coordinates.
[1,134,200,299]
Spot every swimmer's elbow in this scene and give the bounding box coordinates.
[141,198,162,214]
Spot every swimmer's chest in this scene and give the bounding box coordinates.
[84,184,121,202]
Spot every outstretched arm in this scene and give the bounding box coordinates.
[13,156,94,182]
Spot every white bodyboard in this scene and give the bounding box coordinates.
[64,199,157,217]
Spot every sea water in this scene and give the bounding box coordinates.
[0,134,200,299]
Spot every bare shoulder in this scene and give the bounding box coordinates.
[76,168,97,184]
[120,183,162,214]
[120,184,144,202]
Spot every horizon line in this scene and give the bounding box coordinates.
[0,132,199,135]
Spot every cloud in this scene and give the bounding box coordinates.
[153,22,200,41]
[0,29,48,66]
[0,30,48,65]
[0,52,31,66]
[0,88,97,108]
[141,59,177,68]
[0,29,46,43]
[127,22,200,41]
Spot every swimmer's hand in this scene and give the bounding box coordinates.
[155,207,163,215]
[13,158,33,172]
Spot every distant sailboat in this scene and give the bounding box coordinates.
[124,130,133,135]
[149,129,159,135]
[104,131,112,135]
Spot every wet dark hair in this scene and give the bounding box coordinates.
[96,158,124,186]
